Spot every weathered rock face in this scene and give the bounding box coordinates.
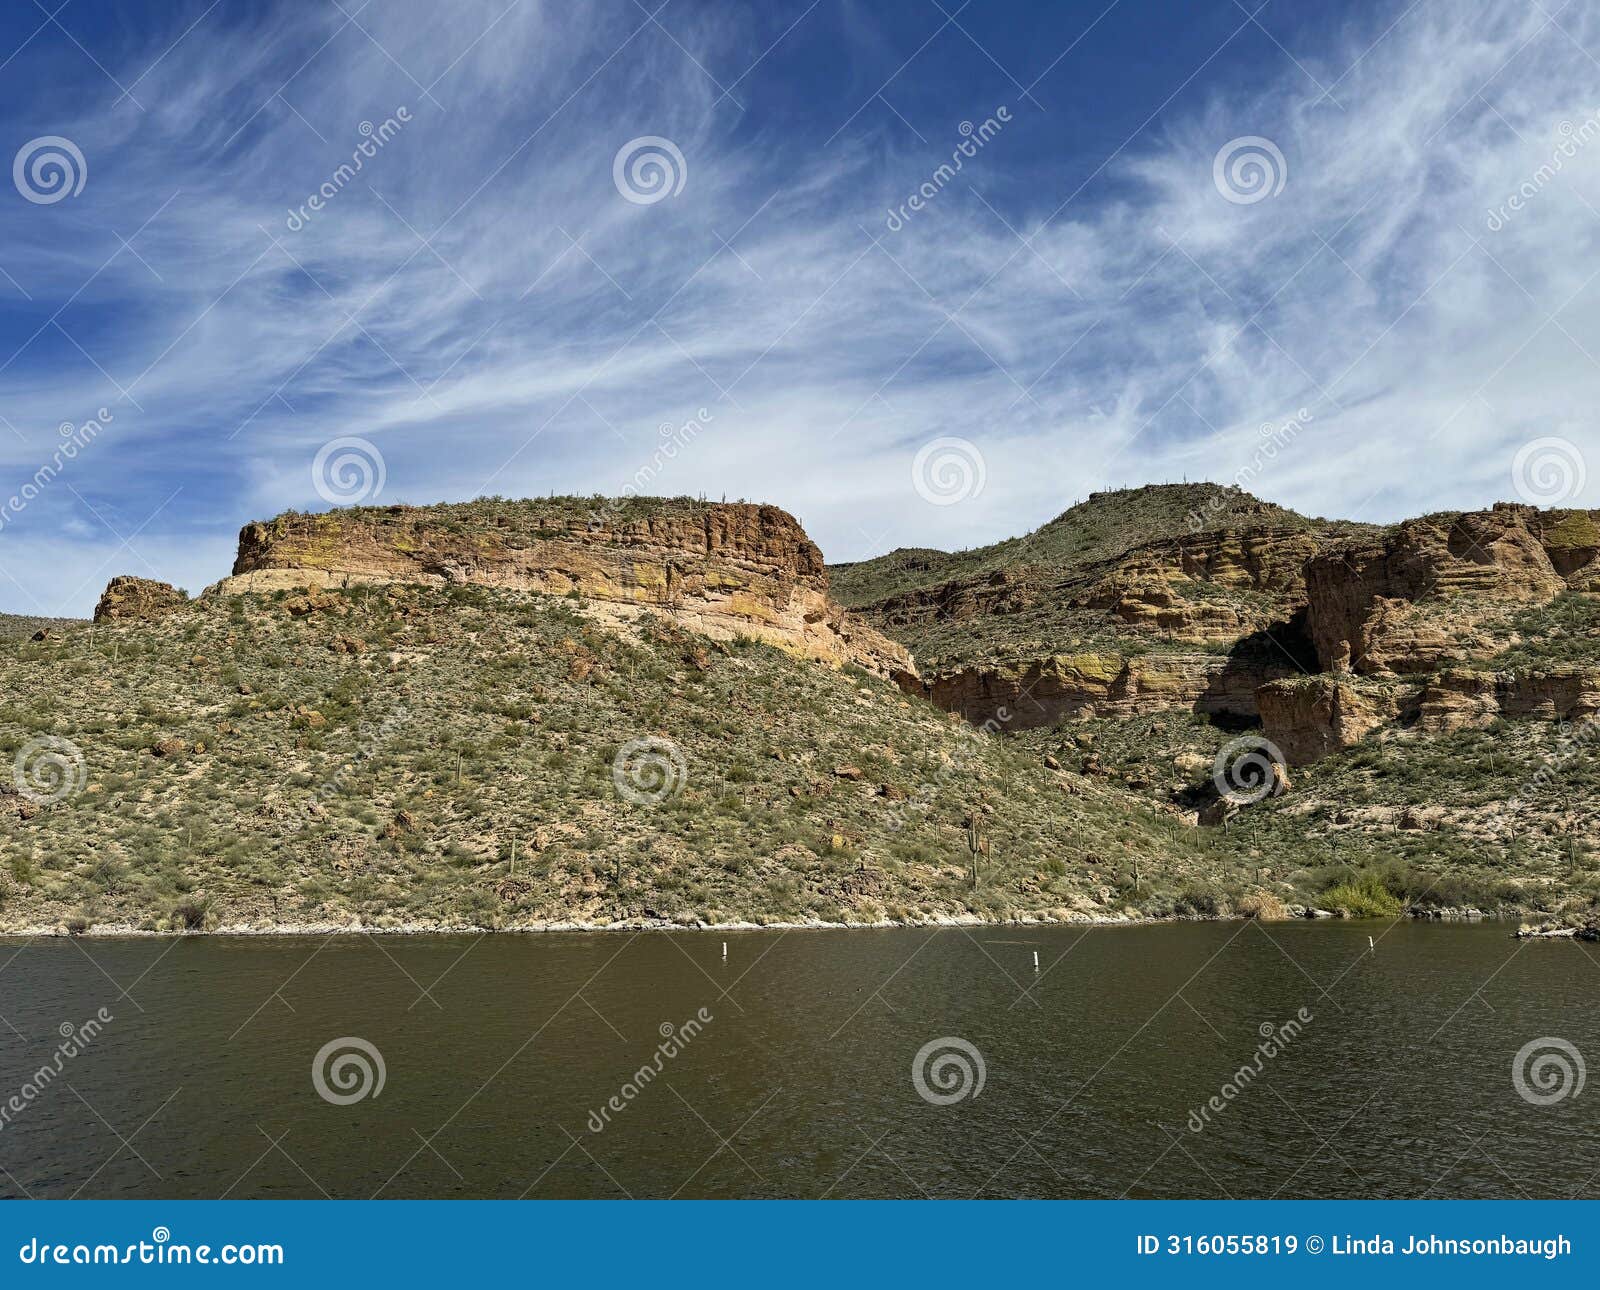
[1257,666,1600,763]
[1304,505,1572,674]
[871,526,1327,652]
[867,524,1327,729]
[838,490,1599,762]
[909,650,1293,730]
[1257,676,1403,765]
[869,567,1040,637]
[1529,509,1600,586]
[94,576,187,622]
[1415,667,1600,732]
[208,500,913,678]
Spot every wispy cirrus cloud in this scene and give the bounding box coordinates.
[0,0,1597,614]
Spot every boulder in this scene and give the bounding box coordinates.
[94,576,186,622]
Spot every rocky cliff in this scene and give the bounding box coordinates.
[1259,666,1600,766]
[839,485,1349,730]
[910,649,1295,730]
[207,498,913,678]
[1255,675,1404,765]
[1303,504,1596,675]
[839,487,1600,768]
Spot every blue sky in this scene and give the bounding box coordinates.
[1,0,1597,615]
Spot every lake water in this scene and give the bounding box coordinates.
[0,922,1594,1199]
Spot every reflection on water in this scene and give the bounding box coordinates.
[0,921,1594,1198]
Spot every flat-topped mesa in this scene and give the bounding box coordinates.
[208,497,915,679]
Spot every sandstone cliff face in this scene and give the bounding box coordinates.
[864,522,1325,731]
[869,526,1326,654]
[94,576,187,622]
[1303,504,1580,674]
[1529,509,1600,586]
[1257,676,1402,765]
[910,650,1293,730]
[873,497,1600,759]
[208,501,913,678]
[1257,666,1600,763]
[1415,666,1600,731]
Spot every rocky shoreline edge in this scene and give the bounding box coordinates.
[0,905,1540,939]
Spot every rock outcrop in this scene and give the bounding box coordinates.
[850,492,1600,760]
[94,576,187,622]
[205,500,913,678]
[1414,666,1600,732]
[1257,675,1403,765]
[868,526,1329,654]
[1303,505,1580,674]
[1257,666,1600,763]
[909,650,1294,730]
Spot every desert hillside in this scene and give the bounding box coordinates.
[0,497,1236,934]
[3,488,1598,934]
[835,484,1600,926]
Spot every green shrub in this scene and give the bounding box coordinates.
[1322,872,1403,918]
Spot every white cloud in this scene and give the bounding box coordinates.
[1,0,1598,615]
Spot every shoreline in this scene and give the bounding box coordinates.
[0,906,1514,939]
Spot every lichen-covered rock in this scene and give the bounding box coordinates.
[1529,508,1600,585]
[207,498,913,679]
[94,576,187,622]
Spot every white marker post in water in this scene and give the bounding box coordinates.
[722,941,727,961]
[1033,951,1040,971]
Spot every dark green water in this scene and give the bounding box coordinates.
[0,922,1594,1198]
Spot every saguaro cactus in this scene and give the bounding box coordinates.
[965,810,990,888]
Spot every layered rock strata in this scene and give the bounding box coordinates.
[204,501,914,678]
